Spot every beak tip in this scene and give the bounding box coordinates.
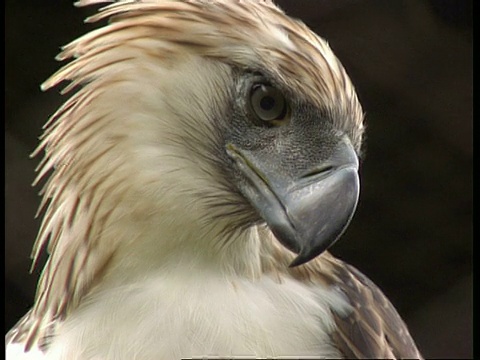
[287,240,332,268]
[288,256,305,268]
[288,247,311,267]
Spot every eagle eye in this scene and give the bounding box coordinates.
[249,84,289,125]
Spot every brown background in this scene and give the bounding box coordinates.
[5,0,472,358]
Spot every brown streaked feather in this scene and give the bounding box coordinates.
[325,255,422,359]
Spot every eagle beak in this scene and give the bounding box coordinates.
[227,137,359,267]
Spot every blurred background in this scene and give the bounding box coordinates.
[5,0,472,358]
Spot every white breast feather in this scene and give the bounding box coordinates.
[46,269,350,359]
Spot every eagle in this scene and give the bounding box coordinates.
[6,0,423,359]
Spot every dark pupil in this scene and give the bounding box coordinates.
[260,96,275,111]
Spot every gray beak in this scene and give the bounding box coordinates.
[227,137,359,267]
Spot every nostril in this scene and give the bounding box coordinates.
[300,165,334,179]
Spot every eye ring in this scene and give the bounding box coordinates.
[249,84,289,125]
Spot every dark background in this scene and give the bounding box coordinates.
[5,0,472,358]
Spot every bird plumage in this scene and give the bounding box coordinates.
[6,0,421,359]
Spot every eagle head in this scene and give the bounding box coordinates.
[35,0,364,273]
[22,1,365,348]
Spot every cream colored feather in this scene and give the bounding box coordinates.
[6,1,421,359]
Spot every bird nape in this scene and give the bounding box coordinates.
[6,0,422,359]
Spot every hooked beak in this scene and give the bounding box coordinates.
[227,137,359,267]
